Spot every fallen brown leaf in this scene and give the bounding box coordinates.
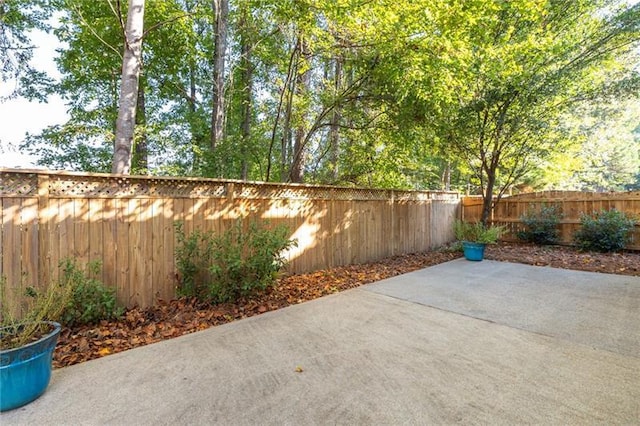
[53,244,638,370]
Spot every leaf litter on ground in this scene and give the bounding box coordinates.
[54,243,639,369]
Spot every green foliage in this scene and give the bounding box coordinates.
[454,220,505,244]
[573,209,637,252]
[57,258,123,326]
[9,0,640,193]
[208,220,297,302]
[0,0,54,101]
[537,100,640,192]
[517,204,563,245]
[1,275,72,350]
[173,222,215,299]
[174,220,297,303]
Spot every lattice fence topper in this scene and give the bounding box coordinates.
[45,175,228,198]
[0,172,38,196]
[1,169,460,201]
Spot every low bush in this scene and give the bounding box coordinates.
[175,220,297,303]
[573,209,636,252]
[1,259,121,347]
[517,204,562,245]
[174,222,214,299]
[58,258,123,326]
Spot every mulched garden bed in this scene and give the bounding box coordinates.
[53,242,639,369]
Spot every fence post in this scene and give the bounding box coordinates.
[390,190,395,256]
[37,174,50,288]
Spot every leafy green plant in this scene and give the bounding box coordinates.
[57,259,123,326]
[174,220,297,304]
[573,209,636,252]
[454,220,505,244]
[210,220,297,302]
[517,204,563,245]
[174,222,215,299]
[1,258,122,349]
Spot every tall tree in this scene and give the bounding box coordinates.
[289,37,310,183]
[237,0,252,180]
[328,54,343,182]
[112,0,146,174]
[381,0,640,223]
[14,0,640,194]
[210,0,228,158]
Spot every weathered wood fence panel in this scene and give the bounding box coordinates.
[1,170,460,311]
[462,191,640,250]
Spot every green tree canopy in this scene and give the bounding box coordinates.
[8,0,639,204]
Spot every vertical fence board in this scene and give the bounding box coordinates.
[58,199,75,268]
[161,198,175,301]
[115,198,130,307]
[21,197,39,289]
[74,198,90,266]
[47,199,61,286]
[139,198,153,308]
[151,198,164,303]
[128,198,142,307]
[37,176,50,287]
[2,198,22,317]
[102,198,117,291]
[88,199,104,268]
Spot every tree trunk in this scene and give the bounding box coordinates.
[481,163,497,226]
[112,0,145,175]
[329,55,343,182]
[266,43,297,182]
[289,38,310,183]
[210,0,228,156]
[188,55,200,172]
[281,59,295,181]
[441,160,451,191]
[239,4,252,181]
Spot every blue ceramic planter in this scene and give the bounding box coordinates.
[0,321,61,412]
[462,241,486,261]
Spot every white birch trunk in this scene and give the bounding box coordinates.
[112,0,145,175]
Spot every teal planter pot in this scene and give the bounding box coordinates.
[462,241,486,261]
[0,322,61,412]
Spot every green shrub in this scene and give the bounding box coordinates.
[174,222,215,299]
[573,209,636,252]
[175,220,297,303]
[454,220,504,244]
[58,258,123,326]
[517,204,562,245]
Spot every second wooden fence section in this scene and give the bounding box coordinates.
[462,191,640,249]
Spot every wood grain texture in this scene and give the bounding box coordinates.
[1,170,460,310]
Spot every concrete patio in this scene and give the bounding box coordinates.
[2,259,639,425]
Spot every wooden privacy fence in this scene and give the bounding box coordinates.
[462,191,640,250]
[1,169,460,311]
